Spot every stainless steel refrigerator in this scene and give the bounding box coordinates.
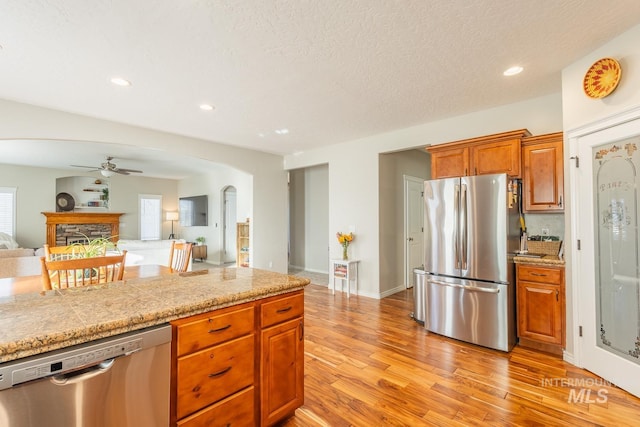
[423,173,519,351]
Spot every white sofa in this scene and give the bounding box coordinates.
[116,239,191,271]
[0,248,42,278]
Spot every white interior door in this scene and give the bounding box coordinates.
[404,175,424,288]
[572,113,640,398]
[223,187,237,263]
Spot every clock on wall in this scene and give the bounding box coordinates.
[583,57,622,99]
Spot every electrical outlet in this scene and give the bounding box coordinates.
[541,228,549,236]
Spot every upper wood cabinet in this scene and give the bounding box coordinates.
[521,132,564,212]
[429,129,530,179]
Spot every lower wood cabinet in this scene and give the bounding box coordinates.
[260,293,305,426]
[170,291,304,426]
[516,264,565,355]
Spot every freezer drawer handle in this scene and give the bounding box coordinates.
[430,279,500,294]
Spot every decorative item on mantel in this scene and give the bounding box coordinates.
[336,232,354,260]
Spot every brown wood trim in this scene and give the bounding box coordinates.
[427,128,531,153]
[41,212,124,247]
[521,131,564,146]
[518,337,564,357]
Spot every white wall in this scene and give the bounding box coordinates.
[379,149,430,296]
[561,23,640,363]
[177,167,252,265]
[0,99,288,272]
[285,94,563,298]
[289,165,329,273]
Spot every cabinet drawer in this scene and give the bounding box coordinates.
[178,386,255,427]
[261,292,304,328]
[177,334,255,419]
[517,265,562,285]
[174,303,254,356]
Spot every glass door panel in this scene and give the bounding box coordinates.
[593,138,640,363]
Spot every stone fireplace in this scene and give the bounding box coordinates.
[42,212,124,247]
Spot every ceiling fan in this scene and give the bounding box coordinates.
[71,156,143,177]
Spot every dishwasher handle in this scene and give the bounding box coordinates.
[50,359,115,386]
[428,279,500,294]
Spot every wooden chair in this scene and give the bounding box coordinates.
[43,244,107,261]
[168,241,193,273]
[40,251,127,291]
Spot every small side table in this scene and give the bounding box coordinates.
[330,259,359,298]
[192,244,207,262]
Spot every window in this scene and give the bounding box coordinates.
[139,194,162,240]
[0,187,17,236]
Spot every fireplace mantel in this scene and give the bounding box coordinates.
[42,212,124,247]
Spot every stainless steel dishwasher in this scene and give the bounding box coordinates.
[0,324,171,427]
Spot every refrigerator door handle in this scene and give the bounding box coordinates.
[460,183,468,270]
[429,279,500,294]
[453,184,460,269]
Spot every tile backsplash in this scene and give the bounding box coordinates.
[523,213,565,239]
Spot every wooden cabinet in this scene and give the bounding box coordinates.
[430,146,469,178]
[429,129,529,179]
[191,244,207,262]
[521,132,564,212]
[171,291,305,426]
[260,291,304,426]
[237,222,250,267]
[516,264,565,355]
[171,302,256,426]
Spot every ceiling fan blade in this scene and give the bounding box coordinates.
[70,164,100,169]
[113,169,131,175]
[115,168,143,174]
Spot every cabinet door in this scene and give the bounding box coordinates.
[430,146,469,178]
[261,317,304,426]
[470,138,521,177]
[522,139,564,212]
[517,281,563,345]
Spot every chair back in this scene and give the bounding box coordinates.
[41,251,127,291]
[44,244,108,261]
[168,241,193,273]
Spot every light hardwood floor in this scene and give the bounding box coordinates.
[281,283,640,426]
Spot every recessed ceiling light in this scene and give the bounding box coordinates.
[503,66,523,76]
[275,128,289,135]
[199,104,214,111]
[110,77,131,86]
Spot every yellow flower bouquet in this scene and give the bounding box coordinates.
[336,232,354,260]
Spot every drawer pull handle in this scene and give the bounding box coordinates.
[208,324,231,333]
[208,366,232,378]
[299,320,304,341]
[277,306,292,313]
[530,272,547,277]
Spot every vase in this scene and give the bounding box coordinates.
[342,245,348,261]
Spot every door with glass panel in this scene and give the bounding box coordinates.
[575,116,640,398]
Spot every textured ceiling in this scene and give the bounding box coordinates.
[1,0,640,173]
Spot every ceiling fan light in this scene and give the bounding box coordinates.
[101,170,115,177]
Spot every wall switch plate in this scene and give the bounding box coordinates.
[541,228,549,236]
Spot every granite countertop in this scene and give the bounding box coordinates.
[0,268,309,363]
[514,254,565,267]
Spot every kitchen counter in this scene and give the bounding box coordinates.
[0,268,309,363]
[514,254,565,266]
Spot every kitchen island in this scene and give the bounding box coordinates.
[0,268,309,426]
[0,267,308,363]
